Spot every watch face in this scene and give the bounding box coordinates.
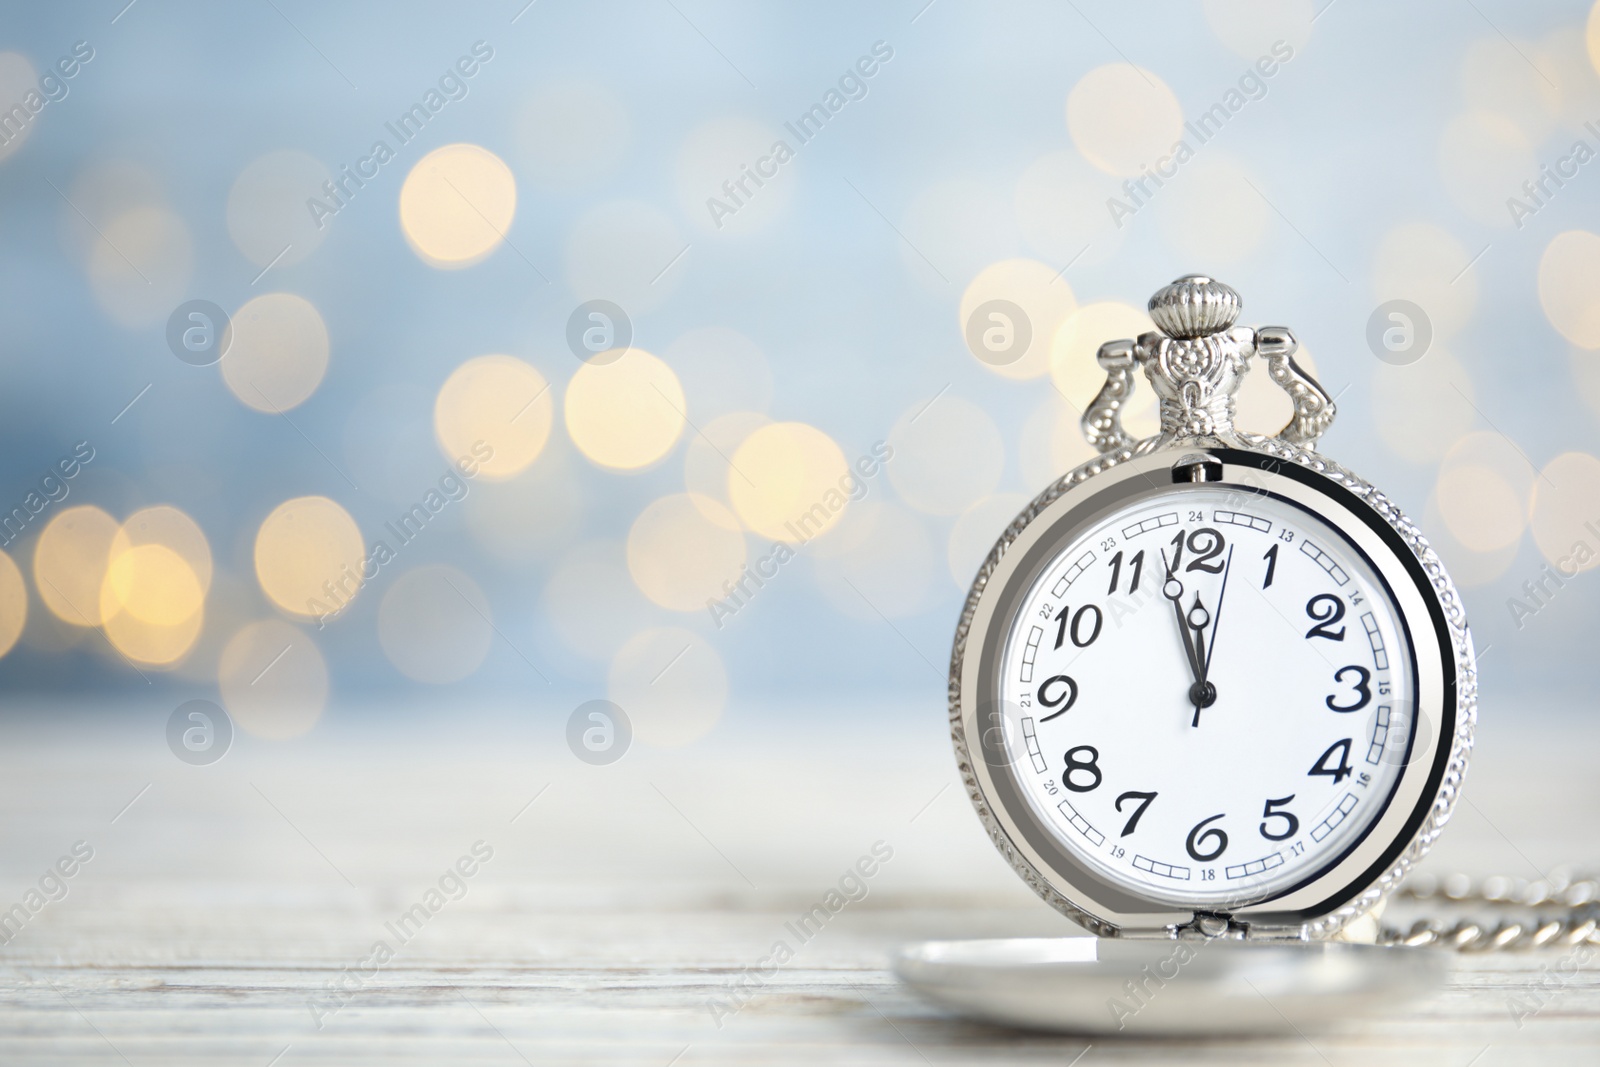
[992,483,1418,909]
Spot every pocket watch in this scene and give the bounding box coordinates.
[950,274,1477,943]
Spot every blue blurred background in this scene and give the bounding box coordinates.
[1,0,1597,744]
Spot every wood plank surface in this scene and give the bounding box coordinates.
[0,699,1595,1065]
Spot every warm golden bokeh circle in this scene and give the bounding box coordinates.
[222,292,331,412]
[112,505,213,593]
[434,355,553,479]
[0,549,26,659]
[1588,0,1600,77]
[89,506,212,667]
[400,143,517,268]
[103,591,204,666]
[564,347,686,470]
[1051,302,1160,438]
[958,258,1077,380]
[626,493,746,611]
[1423,490,1518,590]
[1066,64,1183,176]
[253,496,365,617]
[100,544,204,627]
[1435,465,1525,554]
[219,619,329,739]
[1538,230,1600,349]
[1530,451,1600,573]
[684,411,771,522]
[1435,431,1534,556]
[34,505,120,626]
[727,422,853,542]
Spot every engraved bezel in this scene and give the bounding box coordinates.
[949,437,1476,940]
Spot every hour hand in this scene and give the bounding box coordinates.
[1187,593,1211,675]
[1161,554,1204,686]
[1164,550,1216,727]
[1185,593,1216,727]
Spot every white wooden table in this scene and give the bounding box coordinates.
[0,698,1595,1064]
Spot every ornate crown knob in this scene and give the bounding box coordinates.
[1079,275,1336,454]
[1147,274,1241,339]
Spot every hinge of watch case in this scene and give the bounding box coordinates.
[1174,912,1251,940]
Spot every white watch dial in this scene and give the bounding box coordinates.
[996,485,1418,908]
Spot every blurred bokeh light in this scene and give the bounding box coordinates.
[253,496,364,618]
[399,143,517,268]
[0,0,1595,739]
[222,293,330,412]
[565,347,685,470]
[728,422,851,541]
[433,354,552,478]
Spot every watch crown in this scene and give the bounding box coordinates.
[1148,275,1241,339]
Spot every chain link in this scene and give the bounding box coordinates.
[1378,870,1600,952]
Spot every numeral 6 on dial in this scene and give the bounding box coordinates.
[1185,813,1228,862]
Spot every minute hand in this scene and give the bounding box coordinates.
[1185,592,1213,727]
[1187,546,1233,727]
[1202,545,1236,679]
